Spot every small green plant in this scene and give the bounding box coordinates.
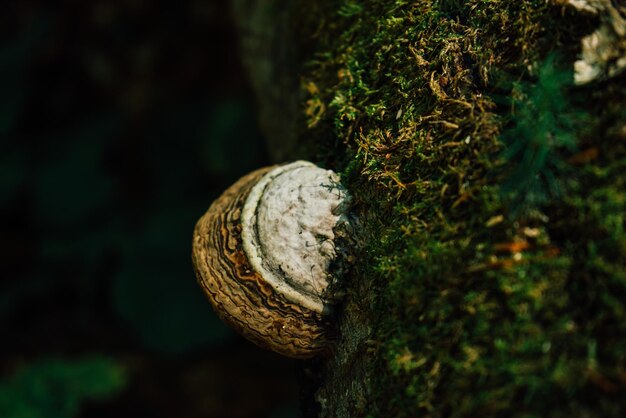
[499,54,585,211]
[0,357,126,418]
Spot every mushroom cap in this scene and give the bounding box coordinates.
[192,161,348,358]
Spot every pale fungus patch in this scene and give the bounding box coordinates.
[563,0,626,84]
[242,161,349,314]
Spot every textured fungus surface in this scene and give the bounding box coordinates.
[242,161,348,314]
[192,162,349,359]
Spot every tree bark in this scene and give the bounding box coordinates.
[231,1,626,417]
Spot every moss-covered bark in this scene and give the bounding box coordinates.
[236,1,626,416]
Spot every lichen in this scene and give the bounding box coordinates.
[298,0,626,416]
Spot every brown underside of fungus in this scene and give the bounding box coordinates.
[192,161,352,359]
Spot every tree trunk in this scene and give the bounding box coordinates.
[232,1,626,417]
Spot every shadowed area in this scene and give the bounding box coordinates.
[0,2,300,417]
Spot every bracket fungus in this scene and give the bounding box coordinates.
[192,161,353,359]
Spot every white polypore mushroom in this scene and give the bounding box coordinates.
[192,161,353,358]
[242,161,347,314]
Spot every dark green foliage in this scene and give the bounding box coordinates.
[300,0,626,416]
[0,357,125,418]
[1,4,290,415]
[0,5,270,357]
[0,15,50,137]
[500,54,585,210]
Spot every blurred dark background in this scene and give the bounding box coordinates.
[0,1,300,417]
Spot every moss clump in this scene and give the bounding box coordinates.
[300,0,626,416]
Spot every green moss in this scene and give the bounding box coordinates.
[301,0,625,416]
